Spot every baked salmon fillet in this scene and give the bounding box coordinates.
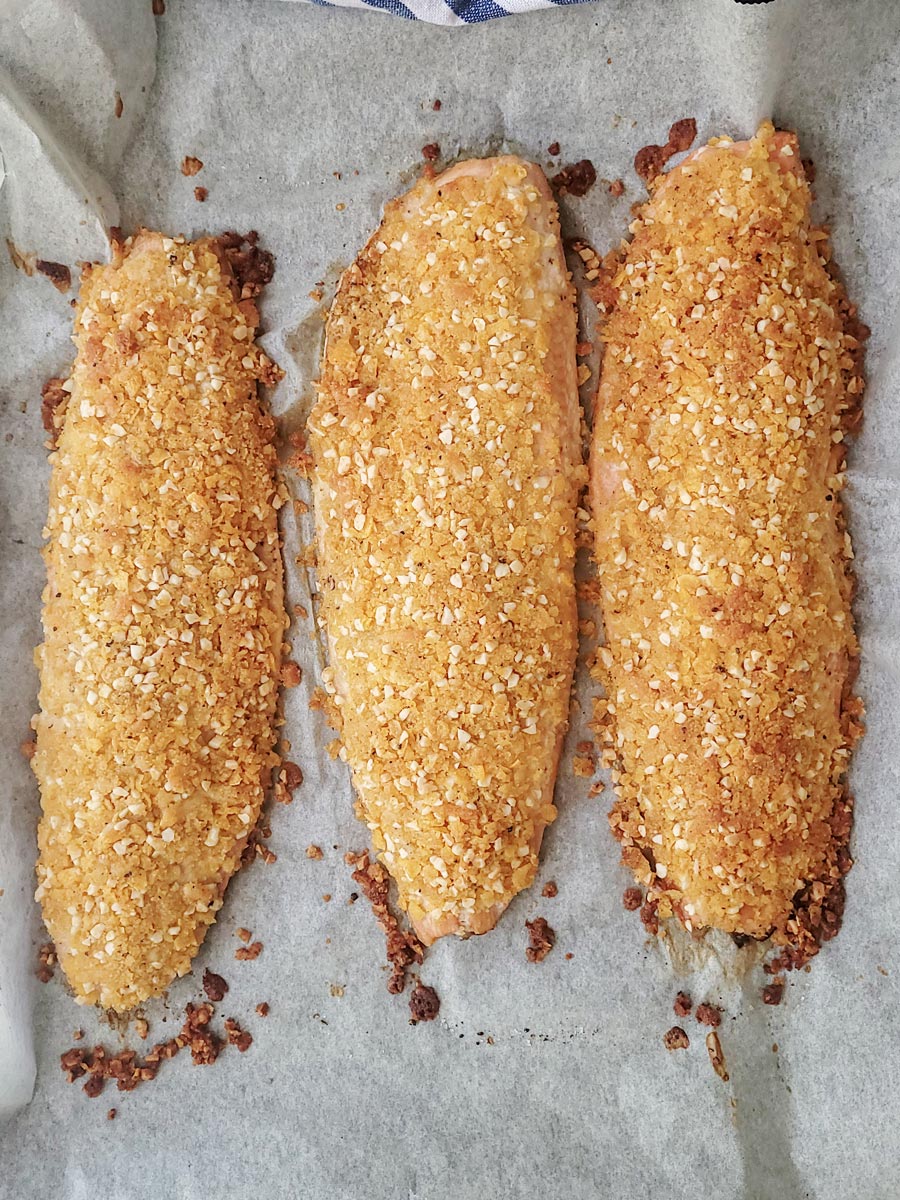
[591,123,865,958]
[310,157,582,945]
[32,231,286,1010]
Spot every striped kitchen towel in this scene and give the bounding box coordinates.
[306,0,592,24]
[303,0,774,25]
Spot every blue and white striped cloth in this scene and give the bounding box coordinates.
[305,0,591,25]
[300,0,771,26]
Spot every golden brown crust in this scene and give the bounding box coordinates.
[591,123,864,943]
[310,157,583,943]
[33,231,286,1010]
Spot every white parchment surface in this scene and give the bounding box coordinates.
[0,1,898,1197]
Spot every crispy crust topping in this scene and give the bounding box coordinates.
[32,231,286,1010]
[593,124,864,946]
[311,158,582,938]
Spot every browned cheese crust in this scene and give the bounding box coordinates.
[310,157,583,944]
[591,123,865,946]
[33,231,286,1009]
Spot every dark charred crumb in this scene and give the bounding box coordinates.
[280,660,302,688]
[639,898,659,935]
[634,117,698,185]
[114,92,123,119]
[609,179,625,197]
[224,1019,252,1052]
[306,844,324,860]
[421,143,440,163]
[107,1108,117,1120]
[36,260,71,293]
[695,1003,722,1029]
[731,932,754,949]
[541,880,558,899]
[256,1002,270,1017]
[551,159,597,198]
[706,1031,729,1082]
[236,927,251,943]
[194,186,208,203]
[274,760,303,804]
[202,969,229,1003]
[345,850,423,994]
[218,232,276,302]
[623,886,643,912]
[634,143,669,185]
[181,155,203,177]
[36,941,56,983]
[408,982,440,1024]
[762,982,785,1006]
[673,991,692,1019]
[239,817,274,868]
[664,1026,689,1051]
[432,99,441,111]
[235,941,263,962]
[667,118,697,153]
[348,892,358,904]
[151,0,165,13]
[547,141,560,157]
[525,917,556,963]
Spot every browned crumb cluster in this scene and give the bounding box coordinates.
[762,981,785,1006]
[306,844,324,860]
[673,991,692,1018]
[525,916,555,963]
[408,982,441,1023]
[40,377,68,440]
[181,155,203,177]
[59,997,255,1098]
[346,850,423,993]
[274,760,303,804]
[36,941,56,983]
[695,1003,722,1029]
[310,157,582,943]
[541,880,558,899]
[234,941,263,962]
[592,123,865,957]
[31,231,285,1011]
[664,1026,689,1051]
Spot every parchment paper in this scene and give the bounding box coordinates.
[1,1,898,1197]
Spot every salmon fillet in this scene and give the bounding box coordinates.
[591,123,865,954]
[310,157,582,944]
[32,231,286,1009]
